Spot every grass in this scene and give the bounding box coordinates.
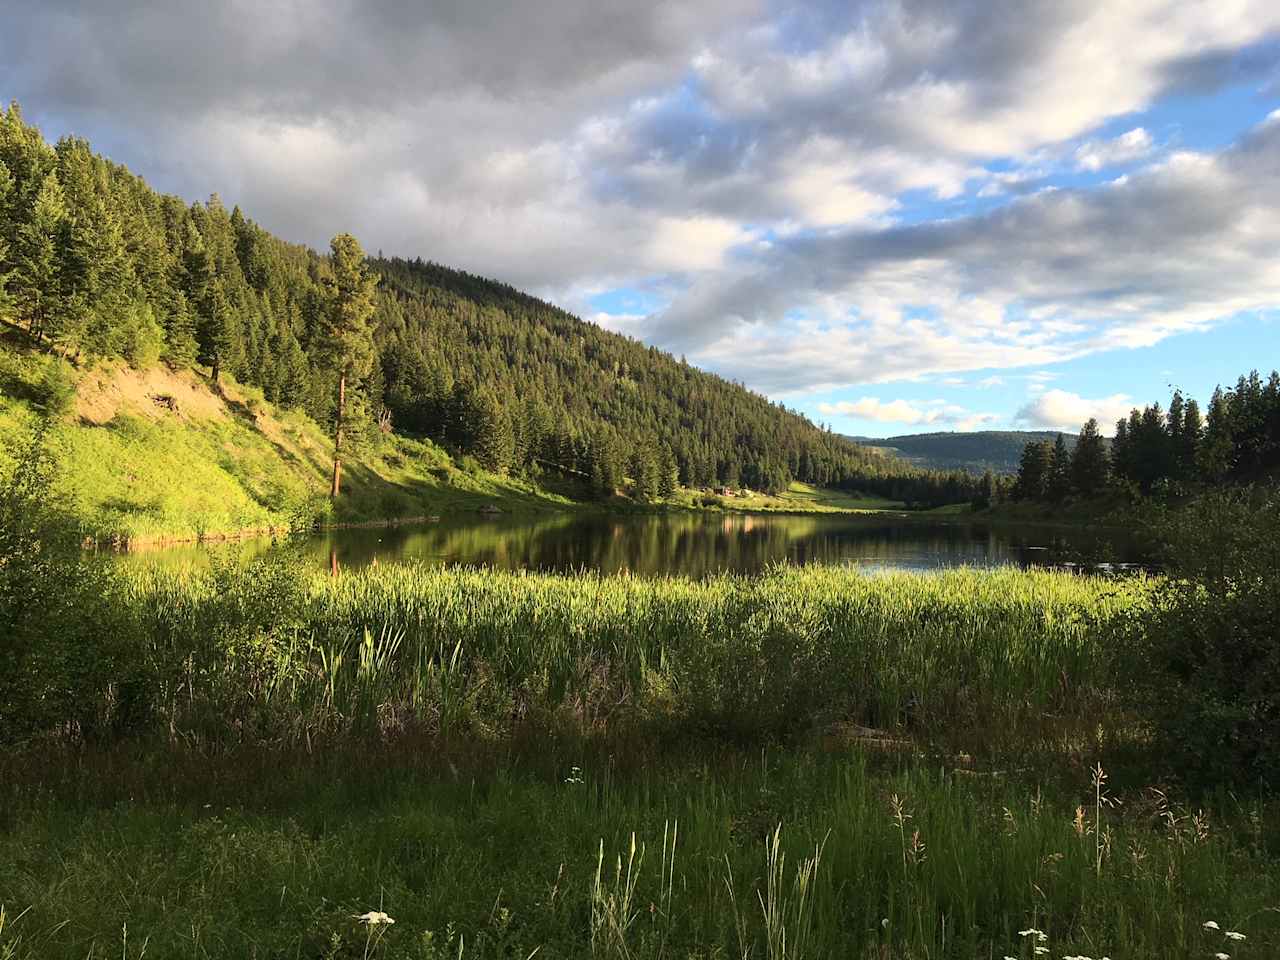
[4,555,1279,958]
[2,743,1277,959]
[674,481,907,515]
[101,562,1151,752]
[0,345,577,544]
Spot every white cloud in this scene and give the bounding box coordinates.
[819,397,1001,432]
[1075,127,1155,171]
[656,113,1280,393]
[1015,389,1134,431]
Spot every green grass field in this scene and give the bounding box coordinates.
[2,560,1278,958]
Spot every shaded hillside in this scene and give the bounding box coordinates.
[850,431,1080,475]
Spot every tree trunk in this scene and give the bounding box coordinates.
[330,373,345,500]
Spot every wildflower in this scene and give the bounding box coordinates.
[354,911,395,926]
[1224,932,1246,941]
[1034,948,1049,956]
[1214,953,1229,960]
[1020,928,1044,938]
[1203,921,1221,930]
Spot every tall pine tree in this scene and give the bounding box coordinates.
[316,234,377,499]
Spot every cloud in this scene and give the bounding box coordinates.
[1015,389,1134,431]
[4,0,1280,397]
[1075,128,1155,171]
[651,112,1280,392]
[819,397,1001,431]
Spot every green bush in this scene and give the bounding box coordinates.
[1125,489,1280,789]
[0,425,138,741]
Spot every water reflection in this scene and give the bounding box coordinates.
[126,512,1149,578]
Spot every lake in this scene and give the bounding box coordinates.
[126,511,1150,577]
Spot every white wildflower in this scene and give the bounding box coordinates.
[1214,952,1229,960]
[1224,931,1246,941]
[1019,928,1043,938]
[354,911,395,926]
[1034,948,1049,956]
[1203,920,1221,930]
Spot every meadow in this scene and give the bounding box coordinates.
[3,550,1279,959]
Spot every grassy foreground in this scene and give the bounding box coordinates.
[4,559,1280,957]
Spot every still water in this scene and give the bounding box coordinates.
[127,512,1149,577]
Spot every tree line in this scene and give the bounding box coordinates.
[1011,371,1280,503]
[0,102,985,506]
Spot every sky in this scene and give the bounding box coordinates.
[3,0,1279,438]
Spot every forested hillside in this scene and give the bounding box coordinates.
[850,430,1075,474]
[0,102,982,508]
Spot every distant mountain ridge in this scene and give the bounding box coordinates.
[847,430,1079,475]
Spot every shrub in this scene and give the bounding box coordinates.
[0,425,138,742]
[1124,489,1280,789]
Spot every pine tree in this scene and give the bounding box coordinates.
[316,234,377,499]
[1013,440,1052,501]
[0,160,12,318]
[10,173,67,343]
[200,279,242,384]
[164,291,199,369]
[628,443,660,501]
[1179,398,1203,481]
[473,389,515,474]
[1167,391,1187,479]
[656,445,678,499]
[1071,418,1110,497]
[1047,433,1072,500]
[1199,387,1234,481]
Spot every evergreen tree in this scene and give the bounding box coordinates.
[1047,433,1072,500]
[628,443,660,502]
[1199,387,1234,481]
[1179,397,1203,481]
[1071,418,1110,497]
[315,234,377,499]
[200,279,242,384]
[472,389,515,474]
[656,445,678,500]
[1013,440,1052,500]
[1167,390,1187,479]
[164,291,199,369]
[587,431,622,499]
[0,160,12,317]
[9,172,66,343]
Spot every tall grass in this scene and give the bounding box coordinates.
[91,561,1153,755]
[1,751,1275,958]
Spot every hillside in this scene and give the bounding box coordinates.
[0,102,986,509]
[0,342,578,544]
[850,430,1080,475]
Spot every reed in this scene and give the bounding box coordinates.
[92,560,1154,755]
